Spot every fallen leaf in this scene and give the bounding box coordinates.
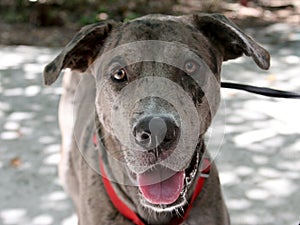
[10,157,22,168]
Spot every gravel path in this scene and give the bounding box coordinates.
[0,24,299,225]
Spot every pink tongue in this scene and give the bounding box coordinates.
[137,166,184,205]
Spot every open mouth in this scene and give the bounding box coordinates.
[136,148,200,212]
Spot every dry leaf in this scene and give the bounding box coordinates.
[10,157,22,168]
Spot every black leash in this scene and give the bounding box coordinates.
[221,82,300,99]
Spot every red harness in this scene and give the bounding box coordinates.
[95,135,210,225]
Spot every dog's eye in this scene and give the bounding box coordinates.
[184,60,198,74]
[111,68,127,82]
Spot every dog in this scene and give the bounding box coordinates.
[43,14,270,225]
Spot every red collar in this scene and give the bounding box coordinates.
[95,135,210,225]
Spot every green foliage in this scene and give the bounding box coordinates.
[0,0,177,26]
[3,10,28,23]
[98,6,108,13]
[79,14,99,25]
[124,12,141,22]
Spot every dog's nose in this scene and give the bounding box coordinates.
[133,116,179,151]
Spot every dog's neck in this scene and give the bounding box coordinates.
[96,118,207,225]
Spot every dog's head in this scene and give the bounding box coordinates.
[44,14,269,215]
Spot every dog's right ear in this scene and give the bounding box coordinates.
[188,14,270,70]
[43,21,117,86]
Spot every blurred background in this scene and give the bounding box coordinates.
[0,1,300,225]
[1,0,299,46]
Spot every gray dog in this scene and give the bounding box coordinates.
[43,14,270,225]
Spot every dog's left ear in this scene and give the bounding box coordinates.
[190,14,270,70]
[43,21,117,86]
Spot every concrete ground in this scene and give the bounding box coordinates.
[0,23,299,225]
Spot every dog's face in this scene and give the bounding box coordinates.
[44,14,270,216]
[93,17,220,165]
[92,17,222,212]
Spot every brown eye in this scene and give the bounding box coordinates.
[112,68,127,82]
[184,60,197,74]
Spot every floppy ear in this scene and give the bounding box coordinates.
[191,14,270,70]
[43,21,117,86]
